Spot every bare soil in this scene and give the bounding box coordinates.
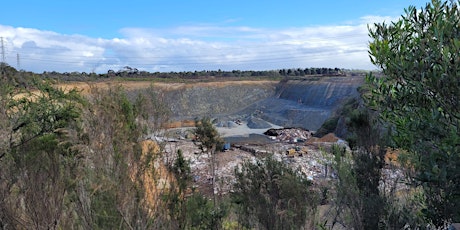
[55,80,278,95]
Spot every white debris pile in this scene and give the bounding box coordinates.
[161,134,353,195]
[215,150,255,195]
[264,128,313,143]
[281,146,332,182]
[240,142,333,182]
[163,140,255,195]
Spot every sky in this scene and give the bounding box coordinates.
[0,0,430,73]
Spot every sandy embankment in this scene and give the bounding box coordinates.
[55,80,278,95]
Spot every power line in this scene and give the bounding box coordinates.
[6,32,368,60]
[14,40,368,60]
[16,42,367,64]
[4,37,370,72]
[19,49,366,66]
[26,42,367,60]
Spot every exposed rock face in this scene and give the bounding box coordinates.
[162,81,277,119]
[159,77,363,131]
[245,77,364,130]
[277,77,362,107]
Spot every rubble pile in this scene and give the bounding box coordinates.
[281,146,332,182]
[160,129,408,199]
[264,128,313,143]
[163,140,256,196]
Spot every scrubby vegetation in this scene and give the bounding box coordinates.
[233,155,318,229]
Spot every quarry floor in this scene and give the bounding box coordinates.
[163,121,345,197]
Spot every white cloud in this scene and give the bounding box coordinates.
[360,15,398,24]
[0,16,397,73]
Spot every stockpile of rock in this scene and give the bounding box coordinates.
[246,116,272,129]
[216,120,239,128]
[264,128,313,143]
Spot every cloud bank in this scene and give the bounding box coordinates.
[0,16,395,73]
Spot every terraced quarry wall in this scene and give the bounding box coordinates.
[160,81,278,119]
[58,76,363,131]
[156,76,363,131]
[261,76,364,130]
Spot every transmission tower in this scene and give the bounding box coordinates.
[0,37,4,76]
[1,37,5,63]
[17,53,20,70]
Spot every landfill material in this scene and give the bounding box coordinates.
[264,128,312,143]
[160,124,406,198]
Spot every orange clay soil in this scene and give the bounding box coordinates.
[55,80,278,95]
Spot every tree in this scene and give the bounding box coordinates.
[184,193,226,229]
[232,155,317,230]
[0,77,84,229]
[347,109,387,229]
[169,149,191,229]
[80,84,169,229]
[192,118,228,230]
[193,117,223,206]
[366,0,460,226]
[326,145,363,229]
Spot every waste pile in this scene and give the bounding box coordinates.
[163,140,256,196]
[264,127,313,143]
[160,128,408,199]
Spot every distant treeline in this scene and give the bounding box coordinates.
[1,62,370,84]
[105,66,348,78]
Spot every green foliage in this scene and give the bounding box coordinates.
[0,63,33,88]
[326,102,422,229]
[8,78,83,150]
[168,149,192,228]
[193,117,224,208]
[366,0,460,226]
[381,188,426,229]
[328,142,395,229]
[327,145,362,229]
[0,77,85,229]
[185,193,227,230]
[232,155,317,230]
[345,108,377,150]
[82,85,154,229]
[193,117,224,155]
[172,149,192,192]
[90,189,121,230]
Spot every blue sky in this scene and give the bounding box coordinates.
[0,0,430,73]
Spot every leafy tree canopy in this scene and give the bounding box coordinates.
[366,0,460,226]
